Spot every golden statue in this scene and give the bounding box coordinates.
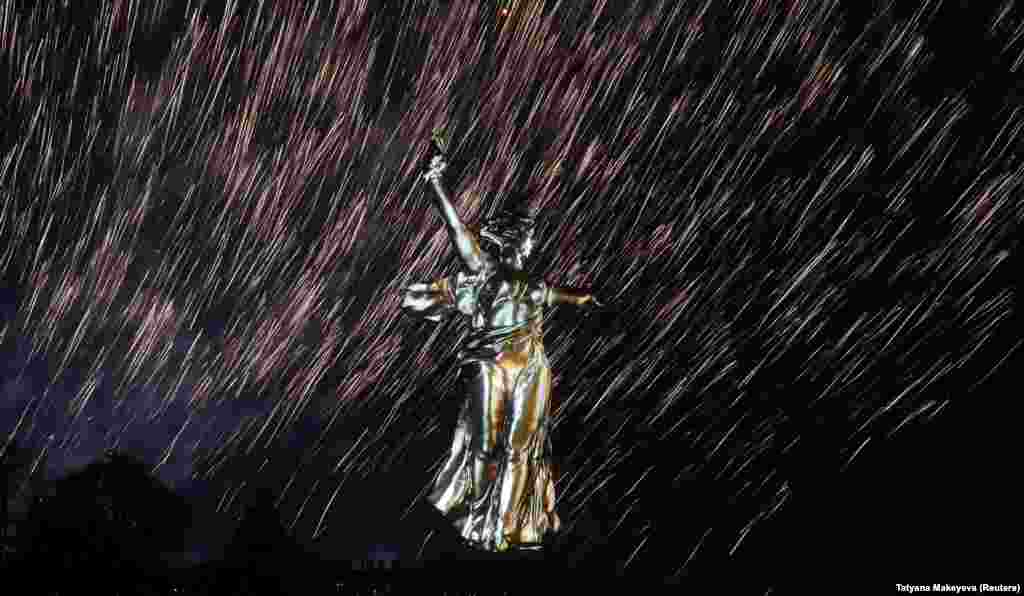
[401,138,601,553]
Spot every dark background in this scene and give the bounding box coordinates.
[1,1,1022,593]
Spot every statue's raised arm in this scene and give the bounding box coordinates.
[422,153,493,273]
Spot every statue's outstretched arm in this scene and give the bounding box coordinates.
[547,287,603,308]
[423,156,492,273]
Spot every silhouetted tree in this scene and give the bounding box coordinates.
[19,450,191,591]
[215,486,307,595]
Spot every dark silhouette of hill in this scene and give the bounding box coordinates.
[13,450,190,592]
[1,440,29,564]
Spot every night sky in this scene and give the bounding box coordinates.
[1,0,1022,588]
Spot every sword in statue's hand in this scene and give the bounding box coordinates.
[431,126,449,156]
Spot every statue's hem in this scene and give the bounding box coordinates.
[427,496,557,553]
[457,537,546,553]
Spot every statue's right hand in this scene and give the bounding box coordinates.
[423,155,447,183]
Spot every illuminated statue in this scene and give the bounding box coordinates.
[401,135,601,552]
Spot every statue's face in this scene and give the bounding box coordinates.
[503,228,535,271]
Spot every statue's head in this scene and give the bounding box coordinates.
[479,204,536,271]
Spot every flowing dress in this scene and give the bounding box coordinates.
[401,269,561,552]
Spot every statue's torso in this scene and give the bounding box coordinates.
[487,277,544,327]
[460,273,543,331]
